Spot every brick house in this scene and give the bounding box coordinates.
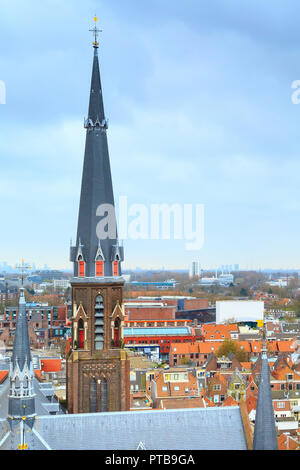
[149,369,200,408]
[170,342,223,367]
[205,372,228,405]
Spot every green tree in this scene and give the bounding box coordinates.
[216,339,247,362]
[239,287,248,297]
[178,357,191,366]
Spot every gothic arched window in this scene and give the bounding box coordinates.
[78,318,84,349]
[90,378,97,413]
[114,317,121,348]
[100,378,108,412]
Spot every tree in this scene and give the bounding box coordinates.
[239,287,248,297]
[216,339,247,362]
[178,357,191,366]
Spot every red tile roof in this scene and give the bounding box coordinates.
[237,341,251,353]
[159,397,205,409]
[204,397,215,407]
[241,362,252,370]
[246,395,257,414]
[278,433,298,450]
[277,341,296,353]
[34,370,42,381]
[0,371,8,384]
[171,342,223,355]
[40,358,61,372]
[221,396,238,407]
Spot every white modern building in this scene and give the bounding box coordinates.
[216,300,264,324]
[199,273,234,287]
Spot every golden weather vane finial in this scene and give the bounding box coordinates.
[89,15,102,48]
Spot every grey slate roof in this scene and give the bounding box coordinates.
[0,406,247,450]
[0,378,64,419]
[11,289,31,372]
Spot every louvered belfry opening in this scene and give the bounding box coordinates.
[95,295,104,351]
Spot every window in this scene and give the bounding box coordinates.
[277,402,285,409]
[95,260,104,277]
[113,261,119,277]
[90,379,97,412]
[162,386,167,392]
[100,379,108,412]
[78,260,85,277]
[174,386,179,391]
[114,317,121,347]
[78,319,84,349]
[213,385,221,391]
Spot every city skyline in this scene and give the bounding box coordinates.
[1,1,300,270]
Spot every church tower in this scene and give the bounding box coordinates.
[66,18,130,414]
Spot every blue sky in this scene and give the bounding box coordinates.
[1,0,300,271]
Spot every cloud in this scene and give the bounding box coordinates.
[1,0,300,269]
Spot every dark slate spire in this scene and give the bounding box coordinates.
[253,340,278,450]
[8,288,35,421]
[70,19,124,278]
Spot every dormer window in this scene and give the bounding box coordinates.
[95,256,104,277]
[113,261,119,277]
[95,242,105,277]
[111,244,122,276]
[78,256,85,277]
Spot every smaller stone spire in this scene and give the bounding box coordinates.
[8,288,36,426]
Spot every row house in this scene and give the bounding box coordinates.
[3,304,68,338]
[205,372,227,405]
[170,342,223,367]
[200,323,239,342]
[148,369,201,408]
[227,370,247,403]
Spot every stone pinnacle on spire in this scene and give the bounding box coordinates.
[8,288,36,423]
